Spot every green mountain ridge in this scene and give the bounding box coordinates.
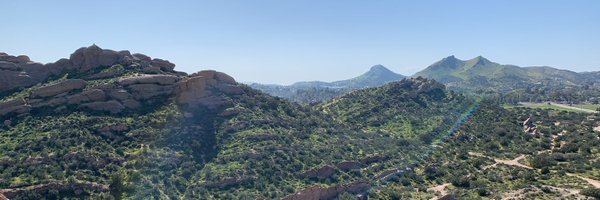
[1,47,600,199]
[250,64,405,103]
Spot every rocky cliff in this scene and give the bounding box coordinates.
[0,45,243,121]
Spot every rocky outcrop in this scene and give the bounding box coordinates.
[79,100,125,114]
[0,45,179,95]
[31,79,87,98]
[70,45,122,72]
[523,116,537,134]
[360,154,387,165]
[0,98,29,116]
[176,70,244,111]
[336,161,362,171]
[66,89,106,104]
[303,165,336,179]
[1,46,243,121]
[0,181,108,199]
[282,181,370,200]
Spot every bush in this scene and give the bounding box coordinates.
[580,188,600,199]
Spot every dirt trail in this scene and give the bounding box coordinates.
[427,183,450,200]
[468,152,532,170]
[552,103,598,113]
[567,173,600,189]
[469,152,600,190]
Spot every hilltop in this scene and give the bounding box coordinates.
[249,64,404,103]
[414,56,600,103]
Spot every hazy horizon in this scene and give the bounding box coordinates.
[2,0,599,84]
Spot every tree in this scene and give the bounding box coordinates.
[110,172,127,200]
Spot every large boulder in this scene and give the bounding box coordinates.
[70,45,122,72]
[31,79,87,98]
[0,98,29,117]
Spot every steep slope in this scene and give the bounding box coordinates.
[250,65,404,103]
[0,47,466,199]
[0,45,247,199]
[320,77,473,139]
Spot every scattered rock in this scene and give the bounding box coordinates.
[31,79,87,98]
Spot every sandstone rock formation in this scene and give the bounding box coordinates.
[1,45,244,120]
[31,79,87,98]
[0,44,179,95]
[282,181,370,200]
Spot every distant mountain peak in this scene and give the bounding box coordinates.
[367,64,394,74]
[471,56,491,64]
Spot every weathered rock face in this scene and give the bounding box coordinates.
[176,70,244,111]
[31,79,87,98]
[70,45,121,72]
[0,98,29,116]
[66,89,106,104]
[0,45,179,95]
[1,46,242,121]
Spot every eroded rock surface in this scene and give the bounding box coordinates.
[1,46,243,120]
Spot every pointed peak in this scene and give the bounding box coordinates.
[431,55,462,68]
[369,64,387,71]
[444,55,457,60]
[471,56,492,65]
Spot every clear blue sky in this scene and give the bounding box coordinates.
[2,0,599,84]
